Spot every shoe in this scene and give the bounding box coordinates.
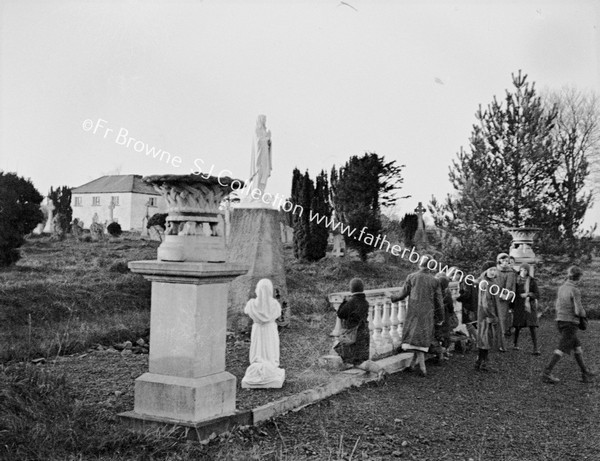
[582,371,596,383]
[417,368,427,377]
[512,346,520,351]
[480,362,498,373]
[542,372,560,384]
[499,348,507,353]
[532,350,541,356]
[474,360,482,371]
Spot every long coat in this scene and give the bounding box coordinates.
[334,293,370,365]
[512,276,540,327]
[476,275,499,350]
[392,269,444,352]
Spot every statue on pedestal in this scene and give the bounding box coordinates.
[247,114,272,200]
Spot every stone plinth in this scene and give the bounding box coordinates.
[122,260,247,424]
[227,207,287,330]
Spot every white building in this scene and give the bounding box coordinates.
[71,175,167,230]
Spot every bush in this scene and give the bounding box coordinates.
[0,172,44,266]
[106,222,122,237]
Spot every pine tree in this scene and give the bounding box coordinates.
[430,71,563,265]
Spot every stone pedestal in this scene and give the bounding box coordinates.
[122,261,247,424]
[227,207,288,330]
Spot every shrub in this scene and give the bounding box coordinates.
[0,172,44,266]
[107,222,122,237]
[108,260,129,273]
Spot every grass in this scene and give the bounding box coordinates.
[1,235,599,459]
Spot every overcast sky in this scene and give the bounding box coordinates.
[1,0,599,226]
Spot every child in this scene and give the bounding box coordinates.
[542,266,595,384]
[475,261,500,372]
[511,263,541,354]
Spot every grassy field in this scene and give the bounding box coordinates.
[1,235,599,460]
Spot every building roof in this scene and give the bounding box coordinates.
[72,175,160,195]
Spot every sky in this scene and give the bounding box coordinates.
[1,0,599,228]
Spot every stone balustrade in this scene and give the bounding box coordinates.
[327,281,462,360]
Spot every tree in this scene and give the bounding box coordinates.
[48,186,72,227]
[399,213,419,247]
[291,169,312,260]
[430,71,561,264]
[307,170,332,261]
[0,172,44,266]
[330,153,408,261]
[541,87,598,240]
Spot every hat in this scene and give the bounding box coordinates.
[481,261,496,272]
[496,253,510,262]
[349,278,364,293]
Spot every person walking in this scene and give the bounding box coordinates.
[389,255,444,377]
[496,253,516,351]
[335,278,387,381]
[542,266,596,384]
[511,263,541,355]
[475,261,500,372]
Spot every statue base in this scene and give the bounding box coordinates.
[227,207,288,330]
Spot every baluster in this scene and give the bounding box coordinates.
[397,299,407,339]
[381,300,392,347]
[372,302,383,350]
[390,301,400,346]
[368,303,375,357]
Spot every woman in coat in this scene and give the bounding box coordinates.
[511,263,541,354]
[475,261,500,372]
[335,278,386,380]
[390,255,444,377]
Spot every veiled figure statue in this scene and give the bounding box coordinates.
[249,114,272,198]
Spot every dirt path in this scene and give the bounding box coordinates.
[222,320,600,461]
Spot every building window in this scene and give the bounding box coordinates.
[92,196,101,206]
[74,197,82,207]
[148,197,157,207]
[111,196,119,206]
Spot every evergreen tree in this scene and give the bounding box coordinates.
[0,172,43,266]
[429,71,570,264]
[308,170,331,261]
[330,153,408,261]
[399,213,419,247]
[48,186,73,227]
[291,170,313,260]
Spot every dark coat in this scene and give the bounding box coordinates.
[334,293,370,365]
[457,280,479,323]
[391,269,444,351]
[512,276,540,327]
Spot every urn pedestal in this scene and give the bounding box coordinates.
[507,227,541,275]
[119,175,248,435]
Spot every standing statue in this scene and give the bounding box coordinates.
[248,114,272,198]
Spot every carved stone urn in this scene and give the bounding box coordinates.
[143,174,244,262]
[507,227,541,264]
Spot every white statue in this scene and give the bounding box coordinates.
[241,278,285,389]
[248,114,272,198]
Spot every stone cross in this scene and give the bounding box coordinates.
[414,202,426,230]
